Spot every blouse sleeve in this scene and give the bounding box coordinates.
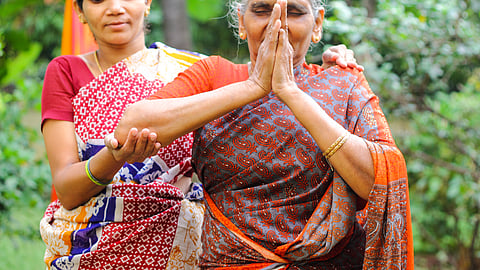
[148,56,222,100]
[41,56,93,130]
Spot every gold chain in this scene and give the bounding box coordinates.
[94,50,104,74]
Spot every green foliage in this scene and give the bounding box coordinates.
[0,205,47,269]
[1,43,42,86]
[0,84,51,213]
[0,0,52,215]
[187,0,224,22]
[403,76,480,268]
[323,0,480,115]
[145,3,165,48]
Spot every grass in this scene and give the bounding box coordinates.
[0,203,48,270]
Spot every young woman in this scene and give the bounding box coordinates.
[40,0,205,269]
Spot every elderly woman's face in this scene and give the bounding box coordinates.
[239,0,323,67]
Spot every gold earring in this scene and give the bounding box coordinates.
[78,16,86,24]
[312,35,320,43]
[239,32,246,40]
[145,7,150,17]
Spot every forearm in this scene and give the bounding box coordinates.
[278,89,375,199]
[116,79,267,146]
[53,148,124,210]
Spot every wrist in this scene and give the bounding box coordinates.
[85,157,113,186]
[246,78,270,95]
[90,148,125,179]
[273,82,301,102]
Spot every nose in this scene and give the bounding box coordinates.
[106,0,126,15]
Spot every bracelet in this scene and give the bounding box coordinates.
[323,132,350,160]
[85,158,112,186]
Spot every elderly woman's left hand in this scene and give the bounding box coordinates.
[247,1,283,93]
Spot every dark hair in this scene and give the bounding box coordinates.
[77,0,84,11]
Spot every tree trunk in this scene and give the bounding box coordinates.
[362,0,376,18]
[159,0,192,50]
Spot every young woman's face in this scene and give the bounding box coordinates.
[75,0,151,48]
[239,0,323,67]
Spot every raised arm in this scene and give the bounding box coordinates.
[114,5,285,146]
[271,2,374,199]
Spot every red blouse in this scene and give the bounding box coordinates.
[41,55,94,130]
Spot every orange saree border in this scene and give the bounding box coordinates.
[204,192,291,265]
[364,141,414,269]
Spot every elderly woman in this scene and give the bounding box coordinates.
[112,0,414,268]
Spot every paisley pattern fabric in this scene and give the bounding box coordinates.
[40,44,206,270]
[150,56,413,269]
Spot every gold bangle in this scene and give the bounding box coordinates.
[85,158,112,186]
[323,133,349,160]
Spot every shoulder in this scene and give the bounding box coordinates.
[48,55,86,68]
[302,62,324,75]
[43,55,94,94]
[199,56,246,73]
[200,55,231,65]
[46,55,89,76]
[150,41,206,63]
[322,66,369,89]
[304,64,376,101]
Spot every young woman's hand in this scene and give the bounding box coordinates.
[322,44,364,71]
[105,127,161,164]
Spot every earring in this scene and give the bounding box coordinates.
[312,35,320,43]
[239,32,246,40]
[78,16,86,24]
[144,7,150,17]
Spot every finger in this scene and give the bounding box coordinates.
[134,128,150,153]
[322,51,343,69]
[264,3,282,49]
[279,0,287,31]
[149,132,162,156]
[344,49,364,71]
[250,3,282,92]
[348,62,364,72]
[345,49,355,63]
[336,57,348,68]
[143,131,159,156]
[122,127,138,154]
[273,28,294,91]
[104,133,119,150]
[276,28,292,70]
[333,44,347,53]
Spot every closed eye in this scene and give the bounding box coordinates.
[250,3,273,16]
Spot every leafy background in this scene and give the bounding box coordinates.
[0,0,479,269]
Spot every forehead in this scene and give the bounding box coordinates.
[246,0,312,8]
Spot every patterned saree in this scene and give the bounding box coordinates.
[40,44,206,270]
[162,59,414,269]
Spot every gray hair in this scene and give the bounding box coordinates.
[227,0,325,39]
